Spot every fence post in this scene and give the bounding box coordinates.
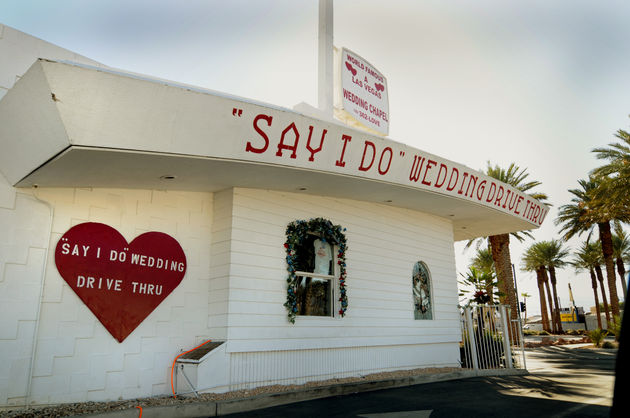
[499,305,513,369]
[465,307,479,370]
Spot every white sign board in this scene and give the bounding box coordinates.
[339,48,389,135]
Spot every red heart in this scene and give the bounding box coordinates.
[345,61,357,76]
[55,222,186,342]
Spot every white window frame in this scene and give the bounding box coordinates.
[294,237,339,318]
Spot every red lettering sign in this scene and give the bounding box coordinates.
[55,223,187,342]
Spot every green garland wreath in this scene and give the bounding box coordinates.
[283,218,348,323]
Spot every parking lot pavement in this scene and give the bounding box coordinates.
[225,346,617,418]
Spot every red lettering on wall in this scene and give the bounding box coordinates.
[446,168,459,191]
[245,114,272,154]
[457,172,469,195]
[486,182,497,203]
[305,126,327,162]
[523,200,532,219]
[531,205,541,223]
[378,147,393,175]
[276,123,300,159]
[538,207,548,225]
[422,160,437,186]
[435,164,448,188]
[409,155,426,182]
[359,141,376,172]
[507,192,518,211]
[335,135,352,167]
[514,196,524,215]
[466,175,478,198]
[476,180,487,201]
[494,186,505,206]
[502,190,511,209]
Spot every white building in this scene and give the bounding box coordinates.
[0,23,547,407]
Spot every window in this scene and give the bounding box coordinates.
[284,218,348,323]
[294,234,337,316]
[412,261,433,320]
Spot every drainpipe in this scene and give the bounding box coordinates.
[24,188,54,408]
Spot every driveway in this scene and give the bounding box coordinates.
[225,346,617,418]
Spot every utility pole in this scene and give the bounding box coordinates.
[318,0,334,117]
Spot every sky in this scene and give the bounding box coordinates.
[2,0,629,317]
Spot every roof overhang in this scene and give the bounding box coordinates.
[0,60,549,241]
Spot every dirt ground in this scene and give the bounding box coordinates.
[0,367,460,418]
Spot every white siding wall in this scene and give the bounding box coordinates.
[0,184,214,406]
[226,188,460,353]
[208,190,233,340]
[227,343,457,391]
[211,188,461,388]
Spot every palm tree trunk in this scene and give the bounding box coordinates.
[595,265,611,326]
[615,256,628,299]
[548,265,563,333]
[485,282,494,305]
[543,271,556,333]
[536,267,550,332]
[488,234,518,320]
[598,221,620,322]
[589,268,602,329]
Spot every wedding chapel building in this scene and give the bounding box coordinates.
[0,24,548,407]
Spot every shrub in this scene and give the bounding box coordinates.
[602,341,615,349]
[538,330,550,336]
[608,315,622,342]
[460,330,512,369]
[588,328,608,347]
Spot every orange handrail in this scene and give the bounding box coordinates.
[170,339,211,398]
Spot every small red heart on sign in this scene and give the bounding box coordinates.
[55,223,187,342]
[345,61,357,76]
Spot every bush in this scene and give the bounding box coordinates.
[460,330,512,369]
[538,330,550,336]
[523,330,538,335]
[588,328,608,347]
[602,341,615,349]
[608,315,622,342]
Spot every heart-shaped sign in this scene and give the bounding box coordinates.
[55,222,187,342]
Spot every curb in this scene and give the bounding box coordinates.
[83,368,528,418]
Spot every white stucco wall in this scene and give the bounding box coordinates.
[0,23,102,102]
[0,183,214,406]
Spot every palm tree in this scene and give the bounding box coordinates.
[471,247,497,304]
[482,163,548,321]
[537,240,570,333]
[572,241,603,329]
[458,266,497,306]
[556,176,623,322]
[612,222,629,299]
[592,123,630,210]
[522,243,552,333]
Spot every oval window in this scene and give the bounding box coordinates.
[412,261,433,320]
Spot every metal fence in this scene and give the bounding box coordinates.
[460,305,526,370]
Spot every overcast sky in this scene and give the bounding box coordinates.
[2,0,630,316]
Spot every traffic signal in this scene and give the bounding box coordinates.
[520,302,526,312]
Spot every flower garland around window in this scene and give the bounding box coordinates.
[283,218,348,323]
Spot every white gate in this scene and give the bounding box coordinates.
[460,305,526,370]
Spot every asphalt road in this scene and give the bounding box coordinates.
[224,346,617,418]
